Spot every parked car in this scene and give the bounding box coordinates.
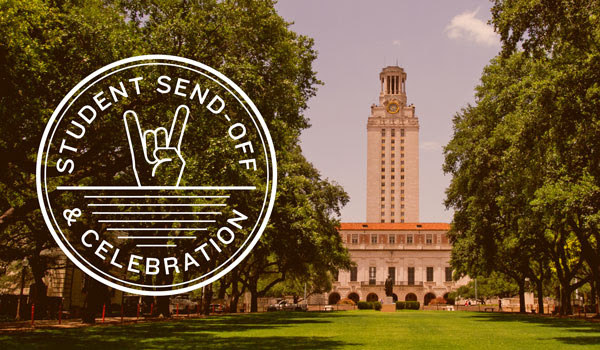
[267,300,308,312]
[209,303,226,313]
[169,295,198,314]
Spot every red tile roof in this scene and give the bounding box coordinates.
[338,222,450,231]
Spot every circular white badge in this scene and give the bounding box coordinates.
[36,55,277,295]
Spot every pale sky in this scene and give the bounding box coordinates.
[275,1,500,223]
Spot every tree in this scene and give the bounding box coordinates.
[490,0,600,314]
[237,146,351,312]
[455,272,519,304]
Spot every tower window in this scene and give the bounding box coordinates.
[381,167,385,172]
[391,139,395,144]
[381,197,385,201]
[391,211,395,216]
[401,139,404,144]
[391,129,395,137]
[391,197,395,201]
[401,129,405,137]
[381,138,386,144]
[391,168,395,172]
[391,153,395,158]
[381,129,386,136]
[391,160,395,165]
[381,190,385,194]
[391,182,395,187]
[382,160,385,165]
[381,204,385,209]
[391,146,395,151]
[381,146,385,151]
[391,175,395,180]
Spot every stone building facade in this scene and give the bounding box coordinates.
[328,222,465,306]
[325,66,467,306]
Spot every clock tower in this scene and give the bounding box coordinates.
[366,66,419,223]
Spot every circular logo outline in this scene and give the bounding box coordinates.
[36,55,277,296]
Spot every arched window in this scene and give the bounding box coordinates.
[328,293,341,305]
[424,293,436,306]
[366,293,379,302]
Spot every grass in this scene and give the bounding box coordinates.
[1,310,599,349]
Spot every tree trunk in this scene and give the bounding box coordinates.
[250,290,258,313]
[229,271,240,313]
[156,296,170,317]
[218,278,228,300]
[203,284,213,315]
[536,279,544,314]
[560,285,573,316]
[592,274,600,317]
[29,259,48,320]
[248,276,259,312]
[518,280,526,313]
[81,277,108,324]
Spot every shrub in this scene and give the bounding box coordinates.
[338,298,356,306]
[405,301,420,310]
[395,301,405,310]
[372,301,382,311]
[357,301,372,310]
[430,297,447,305]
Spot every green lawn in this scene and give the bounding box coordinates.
[1,310,599,349]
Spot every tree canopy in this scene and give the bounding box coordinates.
[445,0,600,315]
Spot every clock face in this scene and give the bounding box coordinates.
[387,101,400,114]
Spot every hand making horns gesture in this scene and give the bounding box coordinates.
[123,105,190,186]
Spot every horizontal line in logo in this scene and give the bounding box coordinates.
[88,203,226,207]
[57,186,256,190]
[92,212,221,215]
[85,195,230,199]
[117,236,197,239]
[99,220,216,223]
[106,228,208,231]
